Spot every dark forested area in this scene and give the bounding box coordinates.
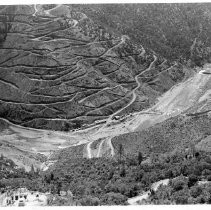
[77,3,211,66]
[2,145,211,205]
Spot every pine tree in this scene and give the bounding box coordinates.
[0,154,4,160]
[118,144,124,162]
[120,165,126,177]
[108,169,114,180]
[30,164,35,174]
[138,152,143,165]
[56,181,62,195]
[50,173,54,181]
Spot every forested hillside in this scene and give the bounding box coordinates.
[77,3,211,66]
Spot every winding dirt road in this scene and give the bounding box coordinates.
[95,54,157,135]
[86,141,92,158]
[32,5,38,17]
[97,139,104,157]
[3,4,211,169]
[86,55,157,158]
[96,138,115,158]
[128,179,169,205]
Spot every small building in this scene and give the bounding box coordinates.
[0,188,47,207]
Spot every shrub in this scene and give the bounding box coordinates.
[152,185,172,202]
[135,169,144,182]
[207,175,211,181]
[138,152,143,165]
[120,166,126,177]
[165,169,174,179]
[188,174,198,187]
[202,169,211,177]
[78,195,100,206]
[172,189,189,204]
[171,176,187,191]
[101,192,128,205]
[125,156,137,166]
[190,186,202,198]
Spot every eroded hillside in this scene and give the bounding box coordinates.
[0,4,211,171]
[50,66,211,163]
[0,4,186,130]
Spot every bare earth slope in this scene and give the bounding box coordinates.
[0,4,185,131]
[50,65,211,162]
[0,4,211,170]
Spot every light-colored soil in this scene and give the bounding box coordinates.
[1,3,211,169]
[82,65,211,158]
[1,65,211,170]
[128,179,170,205]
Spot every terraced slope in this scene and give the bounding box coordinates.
[0,4,185,131]
[111,66,211,157]
[50,66,211,162]
[1,4,211,171]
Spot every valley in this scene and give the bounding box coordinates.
[0,63,211,169]
[0,3,211,206]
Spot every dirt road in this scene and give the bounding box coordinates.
[128,179,169,205]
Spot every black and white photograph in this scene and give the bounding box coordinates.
[0,0,211,206]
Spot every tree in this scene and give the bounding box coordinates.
[56,181,62,195]
[138,152,143,165]
[72,121,82,129]
[195,152,200,159]
[189,143,196,157]
[171,176,187,191]
[188,174,198,187]
[190,185,202,198]
[102,192,128,205]
[78,195,100,206]
[126,155,137,166]
[36,167,41,176]
[44,175,51,184]
[150,153,158,164]
[172,189,189,204]
[165,169,174,178]
[63,122,70,132]
[118,144,124,162]
[0,180,5,188]
[135,169,144,182]
[0,154,4,160]
[30,164,35,174]
[120,165,126,177]
[50,173,54,181]
[108,169,114,180]
[207,175,211,181]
